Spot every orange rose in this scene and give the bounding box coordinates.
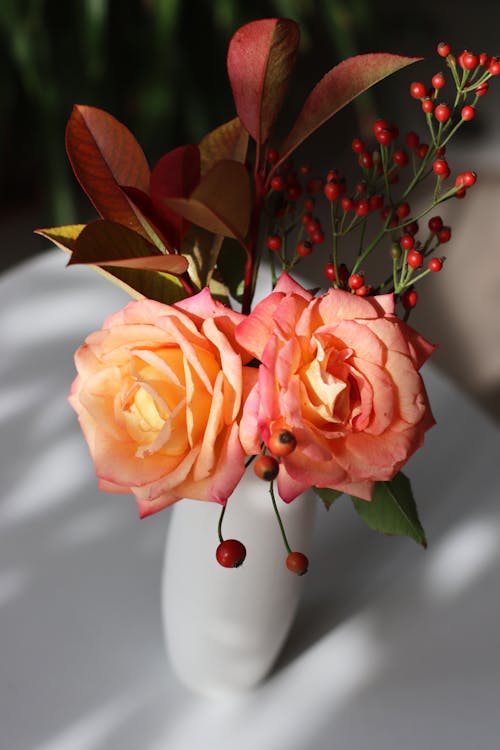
[236,274,435,501]
[69,290,256,516]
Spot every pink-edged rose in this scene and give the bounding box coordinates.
[69,289,257,517]
[236,274,435,502]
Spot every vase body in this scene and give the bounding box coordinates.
[162,469,316,696]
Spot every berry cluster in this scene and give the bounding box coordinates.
[216,428,309,576]
[261,41,498,317]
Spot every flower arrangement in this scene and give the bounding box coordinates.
[37,19,498,575]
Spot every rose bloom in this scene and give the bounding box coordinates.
[236,274,435,501]
[69,289,256,517]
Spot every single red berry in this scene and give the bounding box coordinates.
[269,429,297,457]
[286,551,309,576]
[267,148,279,165]
[324,262,336,282]
[341,196,354,211]
[421,98,434,114]
[434,103,451,122]
[393,149,409,167]
[375,128,393,146]
[396,202,411,219]
[437,226,452,243]
[437,42,451,57]
[488,57,500,75]
[432,72,446,89]
[372,118,389,135]
[348,273,364,290]
[359,152,373,169]
[410,81,426,99]
[310,230,325,245]
[416,143,429,159]
[400,233,415,251]
[476,82,489,96]
[455,188,466,199]
[253,455,279,481]
[301,211,313,226]
[355,199,370,216]
[433,158,450,178]
[270,175,285,191]
[351,138,365,154]
[461,51,479,70]
[216,539,247,568]
[436,146,446,157]
[407,250,423,268]
[355,181,367,195]
[428,257,444,272]
[324,181,342,201]
[428,215,443,232]
[461,105,475,121]
[479,53,490,67]
[306,219,321,236]
[355,285,371,296]
[402,289,418,309]
[266,235,282,252]
[326,169,339,182]
[287,184,302,201]
[299,164,311,176]
[297,240,313,257]
[369,194,383,211]
[405,131,420,149]
[461,170,477,187]
[406,220,419,235]
[304,197,315,210]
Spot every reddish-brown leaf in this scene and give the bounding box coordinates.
[150,144,201,248]
[199,117,249,176]
[227,18,299,146]
[280,53,422,162]
[65,106,150,234]
[35,224,86,253]
[164,160,251,243]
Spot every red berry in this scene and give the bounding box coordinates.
[428,215,443,232]
[400,233,415,251]
[355,199,370,216]
[410,81,426,99]
[355,285,370,296]
[341,197,354,212]
[437,226,452,243]
[301,211,313,226]
[437,42,451,57]
[267,235,282,252]
[304,197,315,210]
[461,105,475,121]
[324,181,342,201]
[416,143,429,159]
[375,128,393,146]
[267,148,279,164]
[299,164,311,176]
[461,170,477,187]
[402,289,418,309]
[405,131,420,149]
[460,51,479,70]
[433,158,450,178]
[372,118,389,135]
[434,103,451,122]
[326,169,339,182]
[432,72,446,89]
[306,219,321,236]
[476,82,489,96]
[324,262,336,282]
[351,138,365,154]
[297,240,313,257]
[393,149,409,167]
[406,220,419,235]
[216,539,247,568]
[269,429,297,457]
[428,257,444,272]
[407,250,423,268]
[348,273,364,290]
[421,98,434,114]
[479,53,490,67]
[311,230,325,245]
[270,176,285,191]
[488,57,500,75]
[253,455,279,481]
[359,152,373,169]
[396,202,411,219]
[287,184,302,201]
[286,551,309,576]
[369,194,383,211]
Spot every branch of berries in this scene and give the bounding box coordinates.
[262,42,498,318]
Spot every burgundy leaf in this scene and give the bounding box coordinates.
[227,18,299,146]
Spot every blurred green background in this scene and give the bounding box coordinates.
[1,0,498,271]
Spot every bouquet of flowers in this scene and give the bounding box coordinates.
[38,19,498,575]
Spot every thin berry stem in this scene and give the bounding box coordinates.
[269,480,292,554]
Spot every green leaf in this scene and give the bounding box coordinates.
[351,472,427,547]
[280,53,421,164]
[314,487,344,511]
[35,224,86,252]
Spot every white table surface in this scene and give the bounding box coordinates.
[1,250,499,750]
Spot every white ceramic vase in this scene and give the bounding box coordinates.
[161,469,316,696]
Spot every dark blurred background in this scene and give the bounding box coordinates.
[2,0,500,417]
